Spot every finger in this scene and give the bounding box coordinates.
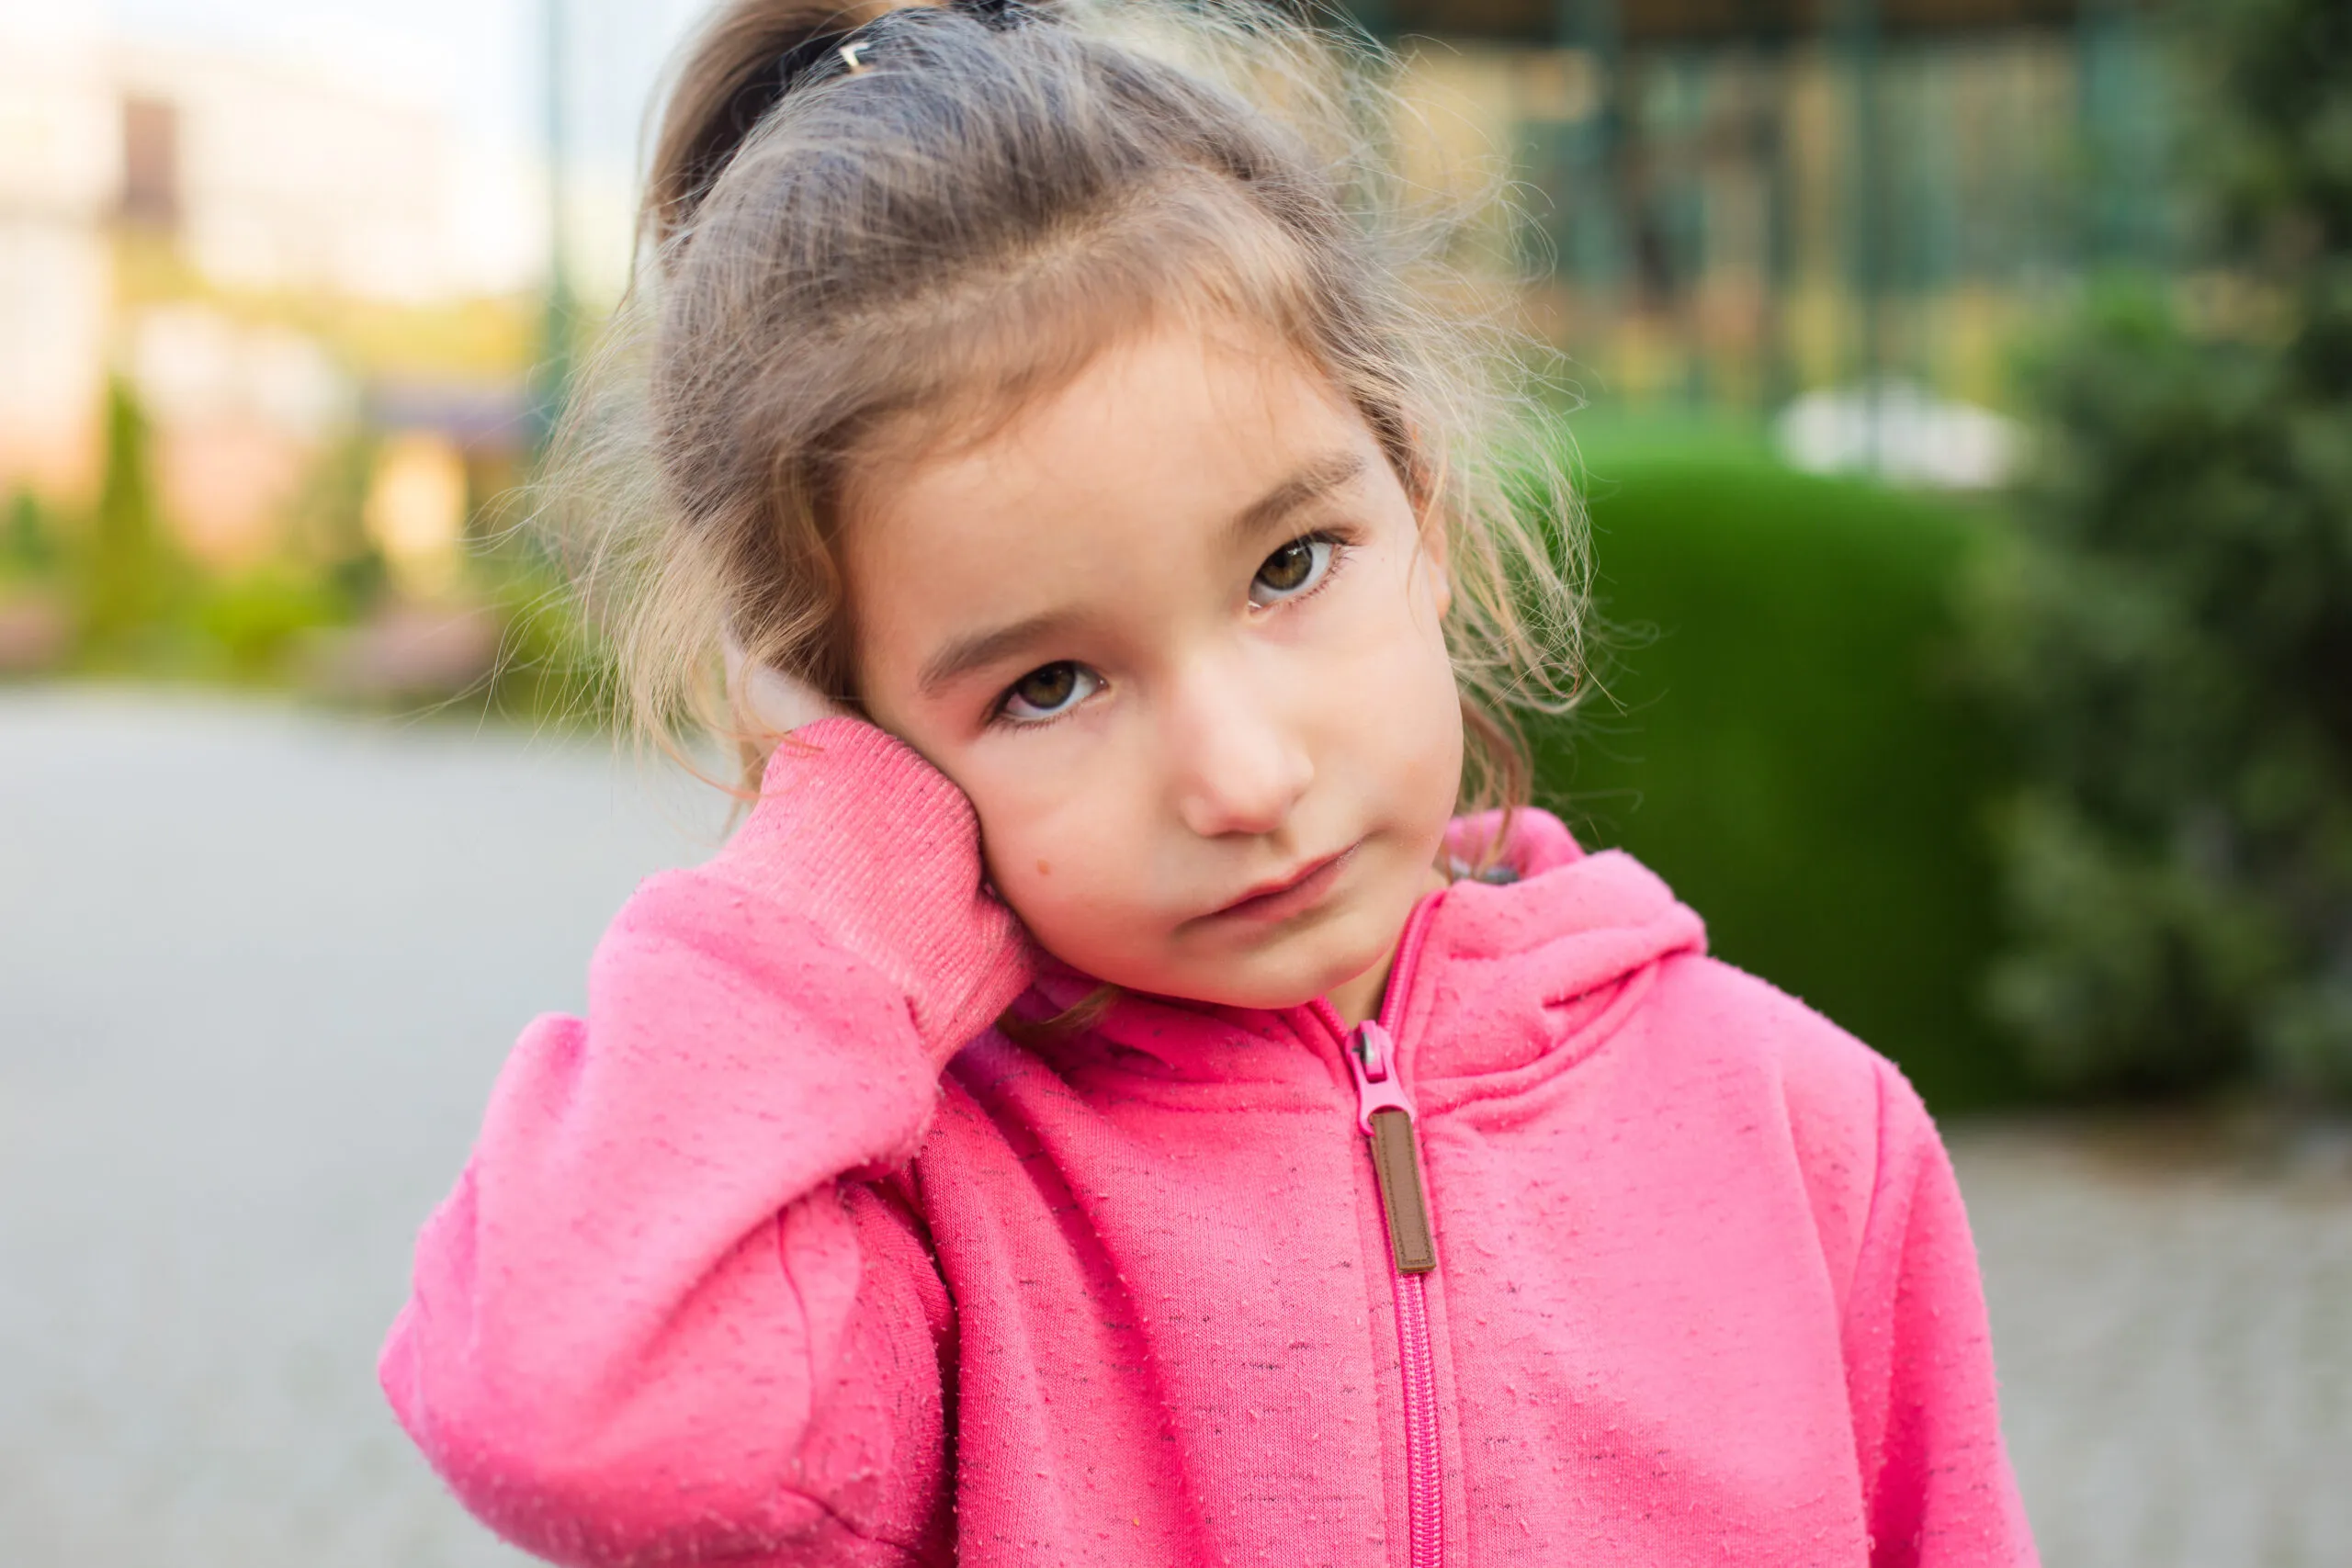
[741,660,838,734]
[723,633,838,735]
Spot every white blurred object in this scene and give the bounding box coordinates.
[128,305,356,566]
[1774,380,2023,491]
[130,305,349,436]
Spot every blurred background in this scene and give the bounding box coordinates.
[2,0,2346,1562]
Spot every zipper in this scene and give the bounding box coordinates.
[1307,893,1445,1568]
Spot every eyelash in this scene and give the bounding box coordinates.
[987,527,1358,730]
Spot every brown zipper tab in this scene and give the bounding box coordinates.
[1366,1107,1437,1273]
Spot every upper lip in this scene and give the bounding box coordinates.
[1213,847,1349,915]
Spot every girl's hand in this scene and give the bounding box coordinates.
[724,633,844,737]
[725,632,1017,916]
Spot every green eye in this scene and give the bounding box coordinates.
[1250,536,1334,605]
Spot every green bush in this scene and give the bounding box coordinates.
[1532,455,2030,1114]
[1967,0,2352,1100]
[193,567,350,681]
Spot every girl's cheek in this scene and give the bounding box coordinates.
[972,770,1124,912]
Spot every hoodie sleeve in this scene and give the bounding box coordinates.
[379,717,1033,1566]
[1842,1061,2040,1568]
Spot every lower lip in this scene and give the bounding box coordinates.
[1208,845,1359,926]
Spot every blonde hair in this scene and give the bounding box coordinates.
[560,0,1586,809]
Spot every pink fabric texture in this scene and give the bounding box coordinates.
[381,716,2039,1567]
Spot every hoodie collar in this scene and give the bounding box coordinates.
[1015,808,1707,1087]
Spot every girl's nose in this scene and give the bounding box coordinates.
[1165,661,1315,839]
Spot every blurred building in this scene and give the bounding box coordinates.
[112,43,458,303]
[1368,0,2169,417]
[0,9,512,561]
[0,14,118,500]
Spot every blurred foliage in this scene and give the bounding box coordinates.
[1537,454,2030,1115]
[282,425,389,607]
[192,567,351,682]
[1967,0,2352,1099]
[78,378,188,664]
[15,370,609,720]
[4,490,62,581]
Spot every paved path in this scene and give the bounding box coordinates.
[1957,1124,2352,1566]
[2,688,2346,1566]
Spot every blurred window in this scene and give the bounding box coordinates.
[121,95,180,231]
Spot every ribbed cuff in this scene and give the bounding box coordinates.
[705,716,1034,1064]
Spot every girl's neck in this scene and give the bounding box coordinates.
[1323,862,1450,1028]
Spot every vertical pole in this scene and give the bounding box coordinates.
[536,0,575,459]
[1757,14,1794,416]
[1679,52,1706,411]
[1836,0,1883,470]
[1557,0,1625,397]
[2079,0,2149,268]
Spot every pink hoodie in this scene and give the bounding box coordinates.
[382,717,2037,1568]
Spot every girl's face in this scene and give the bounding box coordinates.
[843,313,1464,1013]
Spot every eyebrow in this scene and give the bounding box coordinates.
[915,449,1371,698]
[918,608,1089,698]
[1223,449,1367,553]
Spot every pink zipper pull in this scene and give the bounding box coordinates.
[1346,1021,1436,1274]
[1346,1020,1417,1129]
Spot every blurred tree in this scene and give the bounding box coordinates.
[283,424,388,609]
[3,490,61,580]
[77,378,181,664]
[1973,0,2352,1097]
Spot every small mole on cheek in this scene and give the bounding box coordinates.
[1036,860,1052,877]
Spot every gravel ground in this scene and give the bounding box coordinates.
[3,687,2346,1566]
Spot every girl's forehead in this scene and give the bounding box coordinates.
[861,295,1340,458]
[851,313,1366,548]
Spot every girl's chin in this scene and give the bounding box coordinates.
[1145,939,1394,1013]
[1035,867,1422,1010]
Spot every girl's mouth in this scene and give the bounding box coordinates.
[1205,842,1361,925]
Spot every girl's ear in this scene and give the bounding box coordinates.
[1419,520,1453,620]
[1403,444,1453,621]
[1376,409,1451,617]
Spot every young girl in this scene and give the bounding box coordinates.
[382,3,2037,1563]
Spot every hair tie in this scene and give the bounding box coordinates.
[768,1,1028,106]
[685,1,1032,227]
[765,19,877,99]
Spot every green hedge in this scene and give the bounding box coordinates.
[1530,455,2032,1114]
